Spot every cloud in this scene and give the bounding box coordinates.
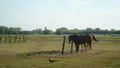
[70,1,89,6]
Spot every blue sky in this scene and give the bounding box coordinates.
[0,0,120,30]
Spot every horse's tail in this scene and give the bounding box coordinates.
[91,35,98,41]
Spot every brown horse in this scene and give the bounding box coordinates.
[83,34,98,51]
[69,34,98,53]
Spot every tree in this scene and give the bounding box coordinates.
[43,29,54,34]
[32,28,43,34]
[0,26,22,34]
[0,26,8,34]
[81,28,93,34]
[70,28,80,34]
[94,28,102,34]
[55,27,69,35]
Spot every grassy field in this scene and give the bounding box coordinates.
[0,35,120,68]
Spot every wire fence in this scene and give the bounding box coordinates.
[0,34,26,44]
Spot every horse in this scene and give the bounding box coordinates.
[83,34,98,51]
[69,34,98,53]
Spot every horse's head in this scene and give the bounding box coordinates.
[69,36,72,43]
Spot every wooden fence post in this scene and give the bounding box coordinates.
[14,35,17,43]
[18,35,20,42]
[8,35,12,43]
[19,35,21,42]
[0,34,2,44]
[61,36,66,54]
[4,36,7,43]
[23,35,26,42]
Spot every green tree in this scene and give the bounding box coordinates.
[43,29,53,34]
[55,27,69,35]
[70,28,80,34]
[32,28,43,34]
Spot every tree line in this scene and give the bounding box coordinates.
[0,26,120,35]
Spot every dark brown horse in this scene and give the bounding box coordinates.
[69,34,98,53]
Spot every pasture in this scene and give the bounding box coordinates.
[0,35,120,68]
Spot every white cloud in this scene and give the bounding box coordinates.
[70,1,89,6]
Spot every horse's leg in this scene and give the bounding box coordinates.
[75,43,77,52]
[70,41,73,53]
[84,43,87,52]
[89,41,92,50]
[75,44,79,53]
[88,41,92,52]
[77,44,79,52]
[87,42,90,51]
[81,44,84,52]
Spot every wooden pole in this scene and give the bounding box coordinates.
[0,34,2,44]
[23,35,26,42]
[61,36,66,54]
[8,35,12,43]
[14,34,17,43]
[4,37,7,43]
[18,35,20,42]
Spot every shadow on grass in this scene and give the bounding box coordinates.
[18,50,62,56]
[17,50,102,57]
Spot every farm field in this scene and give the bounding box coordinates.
[0,35,120,68]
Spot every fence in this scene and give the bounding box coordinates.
[0,34,26,44]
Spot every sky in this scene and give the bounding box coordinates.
[0,0,120,31]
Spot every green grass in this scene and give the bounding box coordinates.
[0,35,120,68]
[96,35,120,40]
